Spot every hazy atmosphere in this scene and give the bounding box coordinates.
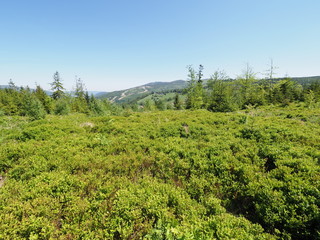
[1,0,319,91]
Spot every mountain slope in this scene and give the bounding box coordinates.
[97,76,320,103]
[96,80,187,102]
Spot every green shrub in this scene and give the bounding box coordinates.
[54,98,70,115]
[0,107,319,239]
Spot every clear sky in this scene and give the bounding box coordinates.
[0,0,319,91]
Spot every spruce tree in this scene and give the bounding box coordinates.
[186,65,205,109]
[207,70,237,112]
[34,85,53,113]
[72,77,89,113]
[21,90,46,120]
[173,93,183,110]
[50,71,65,100]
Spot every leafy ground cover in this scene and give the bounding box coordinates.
[0,105,319,239]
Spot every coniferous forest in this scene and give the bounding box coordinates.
[0,68,319,239]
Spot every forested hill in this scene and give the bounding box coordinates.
[95,80,187,102]
[291,75,320,85]
[96,76,320,103]
[2,76,320,103]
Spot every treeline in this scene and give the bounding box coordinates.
[186,65,320,111]
[2,68,320,118]
[138,65,320,111]
[0,72,119,120]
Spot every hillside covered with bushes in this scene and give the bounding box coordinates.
[0,105,319,239]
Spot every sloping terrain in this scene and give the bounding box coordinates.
[0,105,319,239]
[96,80,187,103]
[96,76,320,104]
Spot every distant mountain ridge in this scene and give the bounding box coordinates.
[96,76,320,103]
[290,76,320,85]
[2,76,320,103]
[96,80,187,102]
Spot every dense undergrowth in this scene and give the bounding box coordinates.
[0,105,319,239]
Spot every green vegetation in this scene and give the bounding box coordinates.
[106,67,320,112]
[0,105,319,239]
[2,67,320,115]
[96,80,187,103]
[0,69,320,239]
[0,73,118,120]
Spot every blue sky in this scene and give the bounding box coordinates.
[0,0,319,91]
